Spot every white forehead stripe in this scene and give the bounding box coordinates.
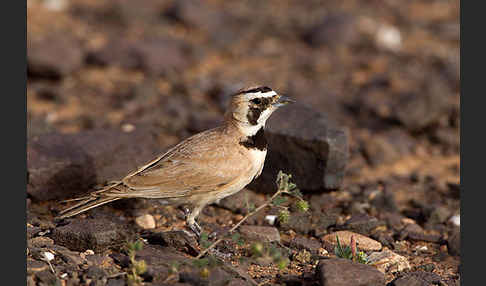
[249,90,277,98]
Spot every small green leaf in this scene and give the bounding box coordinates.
[295,200,309,212]
[251,242,264,257]
[277,258,289,270]
[272,195,287,206]
[278,209,290,224]
[133,240,143,251]
[193,258,209,268]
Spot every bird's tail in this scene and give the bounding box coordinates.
[57,182,126,219]
[57,195,121,219]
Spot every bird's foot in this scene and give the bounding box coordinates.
[188,221,202,238]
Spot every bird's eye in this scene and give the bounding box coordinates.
[251,98,262,104]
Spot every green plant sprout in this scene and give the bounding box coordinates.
[334,235,369,264]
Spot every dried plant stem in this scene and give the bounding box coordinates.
[196,189,285,259]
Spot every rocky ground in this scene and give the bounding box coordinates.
[27,0,460,285]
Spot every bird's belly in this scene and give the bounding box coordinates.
[213,148,267,202]
[248,148,267,179]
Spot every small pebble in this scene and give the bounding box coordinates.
[122,123,136,133]
[135,214,156,229]
[449,214,460,226]
[265,215,277,225]
[43,251,55,262]
[84,249,95,256]
[376,25,402,51]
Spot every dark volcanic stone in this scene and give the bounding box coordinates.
[51,218,132,253]
[399,224,442,243]
[289,236,322,255]
[390,271,442,286]
[180,267,235,286]
[135,244,191,283]
[143,230,199,256]
[249,103,349,192]
[317,258,385,286]
[393,91,450,132]
[28,34,83,78]
[239,225,281,242]
[303,13,359,48]
[279,212,314,235]
[88,35,191,76]
[342,214,384,236]
[362,129,415,167]
[164,0,245,49]
[447,228,460,256]
[27,125,171,201]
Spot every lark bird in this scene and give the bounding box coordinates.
[58,86,294,236]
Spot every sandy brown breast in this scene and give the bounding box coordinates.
[115,124,261,204]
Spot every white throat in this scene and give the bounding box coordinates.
[238,122,265,136]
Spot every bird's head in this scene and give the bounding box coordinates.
[226,86,294,135]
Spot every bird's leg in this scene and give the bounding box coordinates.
[185,205,204,238]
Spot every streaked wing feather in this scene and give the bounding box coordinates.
[121,127,250,198]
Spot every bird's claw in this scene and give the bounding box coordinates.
[188,221,202,238]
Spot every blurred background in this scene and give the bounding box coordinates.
[27,0,460,283]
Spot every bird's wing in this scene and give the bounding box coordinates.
[116,127,252,198]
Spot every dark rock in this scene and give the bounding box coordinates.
[399,224,442,243]
[106,278,126,286]
[289,236,323,255]
[164,0,245,49]
[371,231,395,249]
[27,124,172,201]
[35,270,62,286]
[89,36,191,75]
[27,259,49,274]
[447,228,460,256]
[317,258,385,286]
[362,129,415,167]
[55,247,86,266]
[314,211,339,236]
[226,278,252,286]
[180,267,234,286]
[250,103,349,192]
[303,13,359,48]
[28,236,54,248]
[370,189,398,213]
[51,218,133,253]
[279,212,313,235]
[342,214,384,236]
[426,206,452,226]
[239,225,281,242]
[393,91,450,132]
[217,189,265,215]
[27,34,83,79]
[143,230,199,256]
[309,194,339,213]
[135,244,191,283]
[27,225,42,239]
[390,271,442,286]
[85,265,107,279]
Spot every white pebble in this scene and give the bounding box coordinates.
[43,0,67,11]
[135,214,156,229]
[84,249,95,256]
[60,273,68,279]
[265,215,277,225]
[43,251,55,261]
[449,214,460,226]
[376,25,402,51]
[415,245,428,252]
[122,123,136,133]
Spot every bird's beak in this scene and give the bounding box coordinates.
[273,95,295,107]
